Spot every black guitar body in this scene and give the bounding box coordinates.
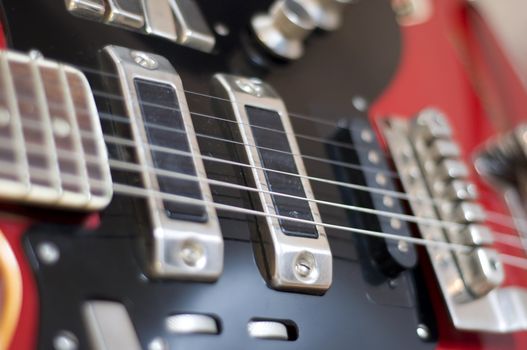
[0,0,437,348]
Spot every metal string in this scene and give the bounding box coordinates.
[2,64,525,231]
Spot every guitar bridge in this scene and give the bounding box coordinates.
[379,109,527,333]
[0,50,112,210]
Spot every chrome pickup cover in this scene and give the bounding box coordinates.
[103,46,223,281]
[211,74,332,294]
[0,50,112,210]
[380,109,527,333]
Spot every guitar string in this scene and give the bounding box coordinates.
[3,68,524,230]
[2,123,524,252]
[0,87,399,179]
[92,89,400,178]
[3,154,526,270]
[1,87,523,231]
[92,89,388,163]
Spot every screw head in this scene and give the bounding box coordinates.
[352,95,368,112]
[37,242,60,265]
[179,241,206,268]
[293,251,318,281]
[131,51,158,70]
[214,22,230,36]
[53,331,78,350]
[235,78,263,97]
[388,279,398,288]
[416,324,430,340]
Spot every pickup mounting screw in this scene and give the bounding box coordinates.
[37,242,60,265]
[180,241,206,268]
[294,251,318,281]
[131,51,158,70]
[53,330,78,350]
[236,78,264,97]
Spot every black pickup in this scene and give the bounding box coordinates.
[328,118,417,278]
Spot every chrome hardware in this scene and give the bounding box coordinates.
[82,301,142,350]
[247,320,289,340]
[429,139,461,161]
[165,314,219,334]
[211,74,332,293]
[456,248,504,298]
[53,331,79,350]
[300,0,353,31]
[380,110,524,333]
[66,0,214,53]
[142,0,178,42]
[168,0,216,53]
[251,0,316,60]
[65,0,106,20]
[103,46,223,281]
[104,0,145,29]
[0,50,112,210]
[442,180,478,201]
[449,224,494,246]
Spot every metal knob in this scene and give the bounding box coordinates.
[252,0,316,60]
[300,0,353,31]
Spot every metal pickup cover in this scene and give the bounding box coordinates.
[211,74,332,293]
[0,50,112,210]
[103,45,223,281]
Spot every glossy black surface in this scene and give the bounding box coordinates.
[0,0,437,348]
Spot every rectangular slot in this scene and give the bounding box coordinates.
[135,79,206,222]
[245,106,317,238]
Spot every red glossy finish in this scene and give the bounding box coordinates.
[372,0,527,349]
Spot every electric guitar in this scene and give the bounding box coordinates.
[0,0,526,349]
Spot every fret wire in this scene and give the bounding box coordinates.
[0,69,524,228]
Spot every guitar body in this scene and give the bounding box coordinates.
[0,0,525,349]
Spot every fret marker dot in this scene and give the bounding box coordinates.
[375,173,386,186]
[53,118,71,138]
[368,150,379,164]
[0,108,10,127]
